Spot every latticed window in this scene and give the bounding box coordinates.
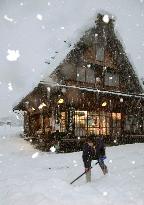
[60,112,66,132]
[74,111,87,136]
[96,45,105,61]
[77,67,86,82]
[124,115,142,134]
[86,68,95,83]
[105,71,119,87]
[74,111,110,136]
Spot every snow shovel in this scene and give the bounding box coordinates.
[70,161,99,185]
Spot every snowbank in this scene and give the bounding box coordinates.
[0,126,144,205]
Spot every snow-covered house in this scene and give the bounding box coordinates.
[13,14,144,151]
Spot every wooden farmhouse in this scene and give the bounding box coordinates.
[13,14,144,152]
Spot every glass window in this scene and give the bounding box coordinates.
[87,111,110,135]
[77,67,86,82]
[125,115,141,134]
[60,112,66,132]
[105,72,119,87]
[96,45,104,61]
[75,111,87,136]
[86,68,95,83]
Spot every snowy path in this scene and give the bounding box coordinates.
[0,126,144,205]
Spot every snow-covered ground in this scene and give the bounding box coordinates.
[0,126,144,205]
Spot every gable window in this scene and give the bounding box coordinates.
[77,67,86,82]
[77,66,95,84]
[105,71,119,87]
[96,44,105,61]
[86,68,95,83]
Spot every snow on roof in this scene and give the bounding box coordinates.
[0,0,144,117]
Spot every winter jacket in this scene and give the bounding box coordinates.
[82,143,95,169]
[95,137,106,160]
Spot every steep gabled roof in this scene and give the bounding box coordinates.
[13,13,144,111]
[50,13,143,93]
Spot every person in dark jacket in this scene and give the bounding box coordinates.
[82,136,95,182]
[95,136,108,175]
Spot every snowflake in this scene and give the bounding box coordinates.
[60,26,65,30]
[8,82,13,91]
[50,146,56,152]
[87,64,91,68]
[109,159,112,163]
[20,2,24,6]
[36,14,43,21]
[32,152,39,158]
[47,87,51,92]
[20,146,24,151]
[131,161,135,164]
[48,2,51,6]
[41,25,46,30]
[102,15,110,23]
[6,49,20,61]
[16,115,19,120]
[140,0,143,3]
[103,191,108,196]
[32,68,35,72]
[4,15,14,22]
[0,81,2,85]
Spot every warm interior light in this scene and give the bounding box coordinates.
[102,101,107,107]
[58,98,64,104]
[38,102,47,109]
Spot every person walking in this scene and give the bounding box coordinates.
[95,136,108,175]
[82,136,95,183]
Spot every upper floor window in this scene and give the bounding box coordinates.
[105,71,119,87]
[96,44,105,61]
[86,68,95,83]
[77,67,86,82]
[77,66,95,84]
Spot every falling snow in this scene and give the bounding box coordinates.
[102,14,110,23]
[4,15,14,22]
[50,146,56,152]
[8,82,13,91]
[36,14,43,21]
[6,49,20,61]
[32,152,39,158]
[20,2,24,6]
